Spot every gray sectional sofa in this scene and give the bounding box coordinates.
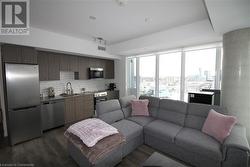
[95,95,250,167]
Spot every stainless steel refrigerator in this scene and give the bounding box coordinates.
[5,63,41,145]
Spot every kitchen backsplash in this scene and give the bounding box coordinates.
[40,71,115,97]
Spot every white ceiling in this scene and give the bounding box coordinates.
[30,0,208,45]
[205,0,250,34]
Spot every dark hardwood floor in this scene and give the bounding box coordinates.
[3,127,247,167]
[0,127,155,167]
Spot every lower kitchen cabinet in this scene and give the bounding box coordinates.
[74,96,84,121]
[64,94,94,124]
[107,90,119,100]
[64,97,75,124]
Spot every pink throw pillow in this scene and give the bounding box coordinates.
[131,99,149,116]
[202,109,237,143]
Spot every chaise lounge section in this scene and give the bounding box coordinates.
[94,95,249,167]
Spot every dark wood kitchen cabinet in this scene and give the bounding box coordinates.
[105,60,114,79]
[69,55,78,72]
[1,44,37,64]
[1,43,115,80]
[37,51,60,81]
[48,53,60,80]
[64,97,75,124]
[59,54,69,71]
[21,46,37,64]
[74,94,94,121]
[2,44,22,63]
[82,94,94,119]
[88,58,99,68]
[78,57,89,80]
[65,94,94,124]
[107,90,119,100]
[37,51,49,81]
[59,54,79,72]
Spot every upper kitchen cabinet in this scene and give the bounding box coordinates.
[59,54,69,71]
[59,54,79,72]
[105,60,115,79]
[37,51,60,81]
[78,57,89,80]
[69,55,78,72]
[88,58,100,68]
[1,44,37,64]
[1,44,22,63]
[21,46,37,64]
[37,51,49,81]
[48,52,60,80]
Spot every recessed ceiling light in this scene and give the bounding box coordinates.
[115,0,128,7]
[89,16,96,20]
[145,17,152,23]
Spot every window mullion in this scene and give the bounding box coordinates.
[180,50,185,101]
[136,57,140,98]
[155,54,159,97]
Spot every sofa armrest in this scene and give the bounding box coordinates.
[223,124,249,161]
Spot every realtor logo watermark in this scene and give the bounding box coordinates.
[0,0,30,35]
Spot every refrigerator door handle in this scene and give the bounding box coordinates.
[12,105,39,111]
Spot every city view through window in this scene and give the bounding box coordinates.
[127,47,221,101]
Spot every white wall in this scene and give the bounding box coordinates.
[114,57,126,97]
[109,19,222,56]
[0,26,121,60]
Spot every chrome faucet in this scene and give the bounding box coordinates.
[66,82,73,95]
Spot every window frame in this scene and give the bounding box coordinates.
[126,44,222,101]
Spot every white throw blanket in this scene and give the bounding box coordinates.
[66,118,119,147]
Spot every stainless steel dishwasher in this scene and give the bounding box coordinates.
[41,100,65,131]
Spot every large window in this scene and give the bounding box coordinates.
[139,56,156,96]
[159,52,181,100]
[184,48,216,101]
[126,44,222,101]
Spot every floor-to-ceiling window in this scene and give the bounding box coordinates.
[184,48,217,101]
[159,52,181,100]
[139,55,156,96]
[126,44,222,101]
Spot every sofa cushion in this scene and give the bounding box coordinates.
[119,95,136,118]
[175,128,222,161]
[127,116,155,126]
[144,119,182,143]
[131,99,149,116]
[139,96,160,117]
[111,119,143,141]
[202,109,237,143]
[96,100,124,124]
[157,99,187,126]
[185,103,227,130]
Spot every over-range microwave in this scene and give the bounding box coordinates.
[89,67,104,79]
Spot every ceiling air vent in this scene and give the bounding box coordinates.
[98,46,106,51]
